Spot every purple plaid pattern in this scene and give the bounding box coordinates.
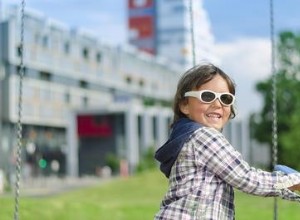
[155,127,300,220]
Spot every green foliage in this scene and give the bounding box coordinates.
[136,146,157,173]
[2,174,11,193]
[250,31,300,170]
[143,98,172,107]
[104,153,120,174]
[143,97,156,106]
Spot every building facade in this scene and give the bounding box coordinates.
[0,4,269,181]
[0,5,182,178]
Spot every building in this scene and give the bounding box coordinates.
[67,104,172,177]
[128,0,219,69]
[0,3,269,181]
[0,5,182,178]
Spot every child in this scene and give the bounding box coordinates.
[154,63,300,219]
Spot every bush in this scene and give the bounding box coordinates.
[136,147,157,173]
[105,153,120,174]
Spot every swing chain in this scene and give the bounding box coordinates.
[14,0,26,219]
[189,0,196,66]
[269,0,278,220]
[270,0,278,169]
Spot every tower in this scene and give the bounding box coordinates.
[128,0,156,54]
[128,0,218,69]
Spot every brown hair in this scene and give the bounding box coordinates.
[172,63,236,125]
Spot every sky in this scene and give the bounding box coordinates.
[1,0,300,119]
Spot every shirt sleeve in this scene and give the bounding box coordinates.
[193,127,300,202]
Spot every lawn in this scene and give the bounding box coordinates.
[0,170,299,220]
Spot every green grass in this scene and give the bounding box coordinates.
[0,170,299,220]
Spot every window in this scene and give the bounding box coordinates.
[79,80,88,88]
[39,71,51,81]
[125,76,132,84]
[82,96,88,107]
[16,45,22,57]
[64,92,70,104]
[64,42,70,54]
[139,79,144,87]
[96,52,102,63]
[82,47,89,59]
[42,36,48,48]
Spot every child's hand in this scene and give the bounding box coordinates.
[288,183,300,191]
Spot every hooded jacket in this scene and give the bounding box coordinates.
[154,118,202,178]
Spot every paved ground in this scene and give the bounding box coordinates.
[2,176,112,197]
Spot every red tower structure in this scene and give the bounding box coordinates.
[128,0,156,54]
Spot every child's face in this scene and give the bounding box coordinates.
[180,74,232,130]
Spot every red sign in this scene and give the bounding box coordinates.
[129,16,154,38]
[77,115,113,137]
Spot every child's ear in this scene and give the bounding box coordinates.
[179,102,189,115]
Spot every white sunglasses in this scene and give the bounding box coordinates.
[184,90,235,106]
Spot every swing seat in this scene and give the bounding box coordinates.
[274,164,299,174]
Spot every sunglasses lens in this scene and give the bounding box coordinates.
[201,91,216,103]
[220,94,234,105]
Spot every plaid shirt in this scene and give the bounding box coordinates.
[155,127,300,220]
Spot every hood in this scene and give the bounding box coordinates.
[154,118,202,178]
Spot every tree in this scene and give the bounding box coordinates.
[250,31,300,170]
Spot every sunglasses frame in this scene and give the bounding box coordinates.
[184,90,235,106]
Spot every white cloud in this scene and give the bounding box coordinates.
[216,38,271,80]
[214,38,272,119]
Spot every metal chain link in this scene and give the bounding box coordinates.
[189,0,196,66]
[270,0,278,219]
[270,0,277,170]
[14,0,26,219]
